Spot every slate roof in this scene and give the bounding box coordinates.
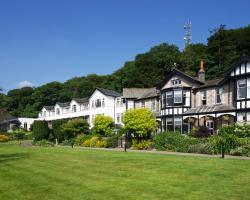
[72,98,89,104]
[136,88,159,100]
[123,88,157,99]
[56,102,70,107]
[197,78,224,89]
[43,106,54,111]
[183,104,236,115]
[97,88,122,97]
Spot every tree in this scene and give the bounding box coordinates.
[209,126,239,158]
[33,120,49,141]
[52,119,67,143]
[92,115,114,136]
[62,118,89,139]
[123,108,157,140]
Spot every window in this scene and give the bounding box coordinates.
[95,99,101,108]
[201,90,207,105]
[237,79,246,99]
[102,98,105,107]
[166,91,173,106]
[162,92,166,108]
[237,112,246,121]
[166,118,173,131]
[174,118,182,132]
[172,79,181,86]
[247,79,250,98]
[183,90,190,106]
[216,88,223,104]
[151,99,156,111]
[92,100,95,108]
[56,108,60,115]
[141,100,145,108]
[116,98,120,107]
[43,111,46,117]
[174,89,182,104]
[116,113,121,123]
[24,122,27,130]
[72,105,77,112]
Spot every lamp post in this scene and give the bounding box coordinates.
[124,132,127,152]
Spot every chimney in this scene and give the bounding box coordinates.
[198,59,205,83]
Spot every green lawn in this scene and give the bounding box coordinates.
[0,143,250,200]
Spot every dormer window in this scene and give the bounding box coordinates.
[72,105,77,113]
[201,90,207,105]
[172,79,181,86]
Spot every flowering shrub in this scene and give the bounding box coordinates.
[131,140,152,150]
[82,136,107,148]
[234,123,250,138]
[0,134,9,142]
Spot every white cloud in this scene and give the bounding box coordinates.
[17,81,34,88]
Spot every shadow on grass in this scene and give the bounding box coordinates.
[0,153,30,164]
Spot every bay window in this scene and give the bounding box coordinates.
[183,90,190,106]
[174,89,182,104]
[166,118,173,131]
[166,91,173,106]
[174,118,182,132]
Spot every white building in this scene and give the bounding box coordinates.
[38,88,126,127]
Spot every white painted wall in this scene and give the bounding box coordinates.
[18,118,36,131]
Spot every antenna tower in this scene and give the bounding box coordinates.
[184,20,192,48]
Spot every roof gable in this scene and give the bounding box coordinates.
[157,69,203,89]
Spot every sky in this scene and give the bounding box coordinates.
[0,0,250,92]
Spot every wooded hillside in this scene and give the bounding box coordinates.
[1,24,250,118]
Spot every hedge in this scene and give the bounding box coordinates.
[33,120,49,141]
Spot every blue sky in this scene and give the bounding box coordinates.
[0,0,249,92]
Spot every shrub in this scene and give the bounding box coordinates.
[234,123,250,138]
[62,118,89,139]
[33,121,49,141]
[154,131,191,152]
[52,119,67,142]
[0,134,9,142]
[230,145,250,157]
[209,125,240,157]
[32,139,54,147]
[82,136,107,148]
[192,126,211,138]
[75,134,92,146]
[92,115,114,136]
[123,108,157,139]
[106,135,118,148]
[10,129,27,140]
[188,143,213,154]
[131,139,152,150]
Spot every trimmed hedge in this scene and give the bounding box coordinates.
[33,120,49,141]
[52,119,67,142]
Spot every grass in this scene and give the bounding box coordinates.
[0,143,250,200]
